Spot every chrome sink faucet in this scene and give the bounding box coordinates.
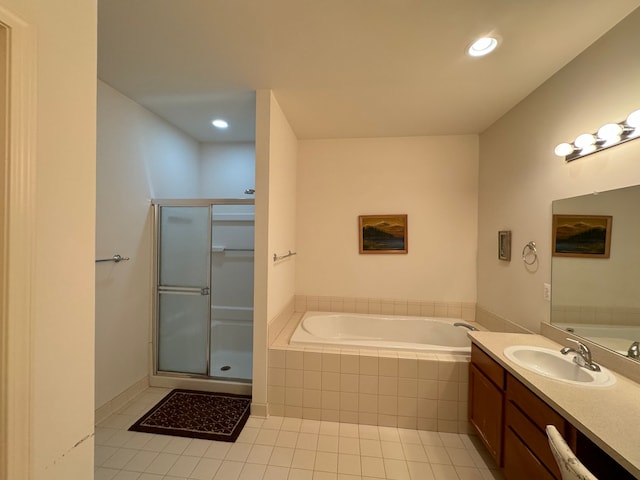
[628,341,640,360]
[560,338,601,372]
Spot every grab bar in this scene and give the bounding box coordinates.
[96,254,130,263]
[273,250,297,262]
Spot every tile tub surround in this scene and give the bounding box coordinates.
[268,312,473,433]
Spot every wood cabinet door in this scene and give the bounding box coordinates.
[469,363,504,465]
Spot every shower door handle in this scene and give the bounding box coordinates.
[201,287,210,295]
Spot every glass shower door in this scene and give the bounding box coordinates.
[156,206,211,375]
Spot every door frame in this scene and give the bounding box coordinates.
[0,6,36,480]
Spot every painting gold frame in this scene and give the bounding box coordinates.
[358,214,408,254]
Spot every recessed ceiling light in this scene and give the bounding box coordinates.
[467,37,499,57]
[211,119,229,129]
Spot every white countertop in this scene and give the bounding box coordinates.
[468,331,640,478]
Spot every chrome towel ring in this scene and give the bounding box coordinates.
[522,241,537,265]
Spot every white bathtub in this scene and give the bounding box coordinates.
[555,322,640,355]
[290,311,472,354]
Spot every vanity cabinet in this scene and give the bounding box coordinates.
[469,342,636,480]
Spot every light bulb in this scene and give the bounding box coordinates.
[626,109,640,128]
[554,143,574,157]
[580,144,597,155]
[211,119,229,129]
[574,133,596,149]
[467,37,498,57]
[597,123,623,143]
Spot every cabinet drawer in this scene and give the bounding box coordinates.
[471,344,505,389]
[506,374,567,436]
[505,401,562,479]
[503,426,557,480]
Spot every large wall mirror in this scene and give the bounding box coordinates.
[551,184,640,357]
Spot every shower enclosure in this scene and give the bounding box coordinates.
[152,199,254,385]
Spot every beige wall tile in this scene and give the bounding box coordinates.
[378,376,398,396]
[268,367,286,387]
[340,392,358,412]
[303,371,321,390]
[398,358,418,378]
[358,412,378,426]
[322,353,341,373]
[417,398,437,419]
[397,416,418,429]
[321,391,340,410]
[322,372,340,392]
[418,379,438,399]
[358,394,378,414]
[286,369,304,388]
[377,414,397,427]
[285,388,303,407]
[378,357,398,377]
[304,351,322,371]
[418,359,438,380]
[437,400,458,421]
[340,373,359,393]
[437,381,459,401]
[269,349,286,369]
[303,389,322,409]
[340,353,360,374]
[359,375,378,395]
[378,395,398,415]
[398,397,418,417]
[359,356,378,376]
[397,378,418,398]
[303,408,322,420]
[286,350,304,370]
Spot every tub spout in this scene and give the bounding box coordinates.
[453,322,478,331]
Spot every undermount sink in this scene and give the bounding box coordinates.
[503,345,616,387]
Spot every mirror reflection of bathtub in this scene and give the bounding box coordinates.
[551,184,640,358]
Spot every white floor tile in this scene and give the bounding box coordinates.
[213,460,244,480]
[430,463,460,480]
[263,465,290,479]
[94,467,119,480]
[122,450,158,472]
[247,444,274,465]
[190,458,223,480]
[113,471,142,480]
[269,446,294,467]
[204,442,232,460]
[337,453,361,476]
[296,433,319,451]
[361,456,385,478]
[406,460,435,480]
[144,452,179,475]
[238,462,266,480]
[291,449,316,470]
[94,388,504,480]
[102,448,139,469]
[381,441,405,460]
[289,468,314,480]
[183,439,213,457]
[383,458,410,480]
[166,454,199,477]
[315,451,338,473]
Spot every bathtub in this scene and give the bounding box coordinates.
[555,322,640,355]
[289,311,472,354]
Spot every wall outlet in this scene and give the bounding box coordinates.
[543,283,551,301]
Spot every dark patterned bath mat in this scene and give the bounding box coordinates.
[129,389,251,442]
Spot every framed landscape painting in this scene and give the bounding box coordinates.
[358,214,408,254]
[552,214,612,258]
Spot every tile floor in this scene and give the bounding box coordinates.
[95,387,504,480]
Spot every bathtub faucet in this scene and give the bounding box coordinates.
[453,322,478,331]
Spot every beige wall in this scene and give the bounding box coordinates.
[477,7,640,333]
[296,135,479,302]
[0,0,97,477]
[96,82,202,410]
[199,142,255,198]
[253,91,298,414]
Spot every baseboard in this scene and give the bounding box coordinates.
[95,376,149,425]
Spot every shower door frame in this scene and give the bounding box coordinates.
[151,198,255,381]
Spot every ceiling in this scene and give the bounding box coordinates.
[98,1,640,143]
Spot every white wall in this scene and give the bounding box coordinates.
[296,135,479,302]
[199,142,255,198]
[96,81,200,409]
[0,0,96,477]
[253,91,299,413]
[477,7,640,333]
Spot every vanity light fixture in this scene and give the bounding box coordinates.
[211,119,229,129]
[555,108,640,162]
